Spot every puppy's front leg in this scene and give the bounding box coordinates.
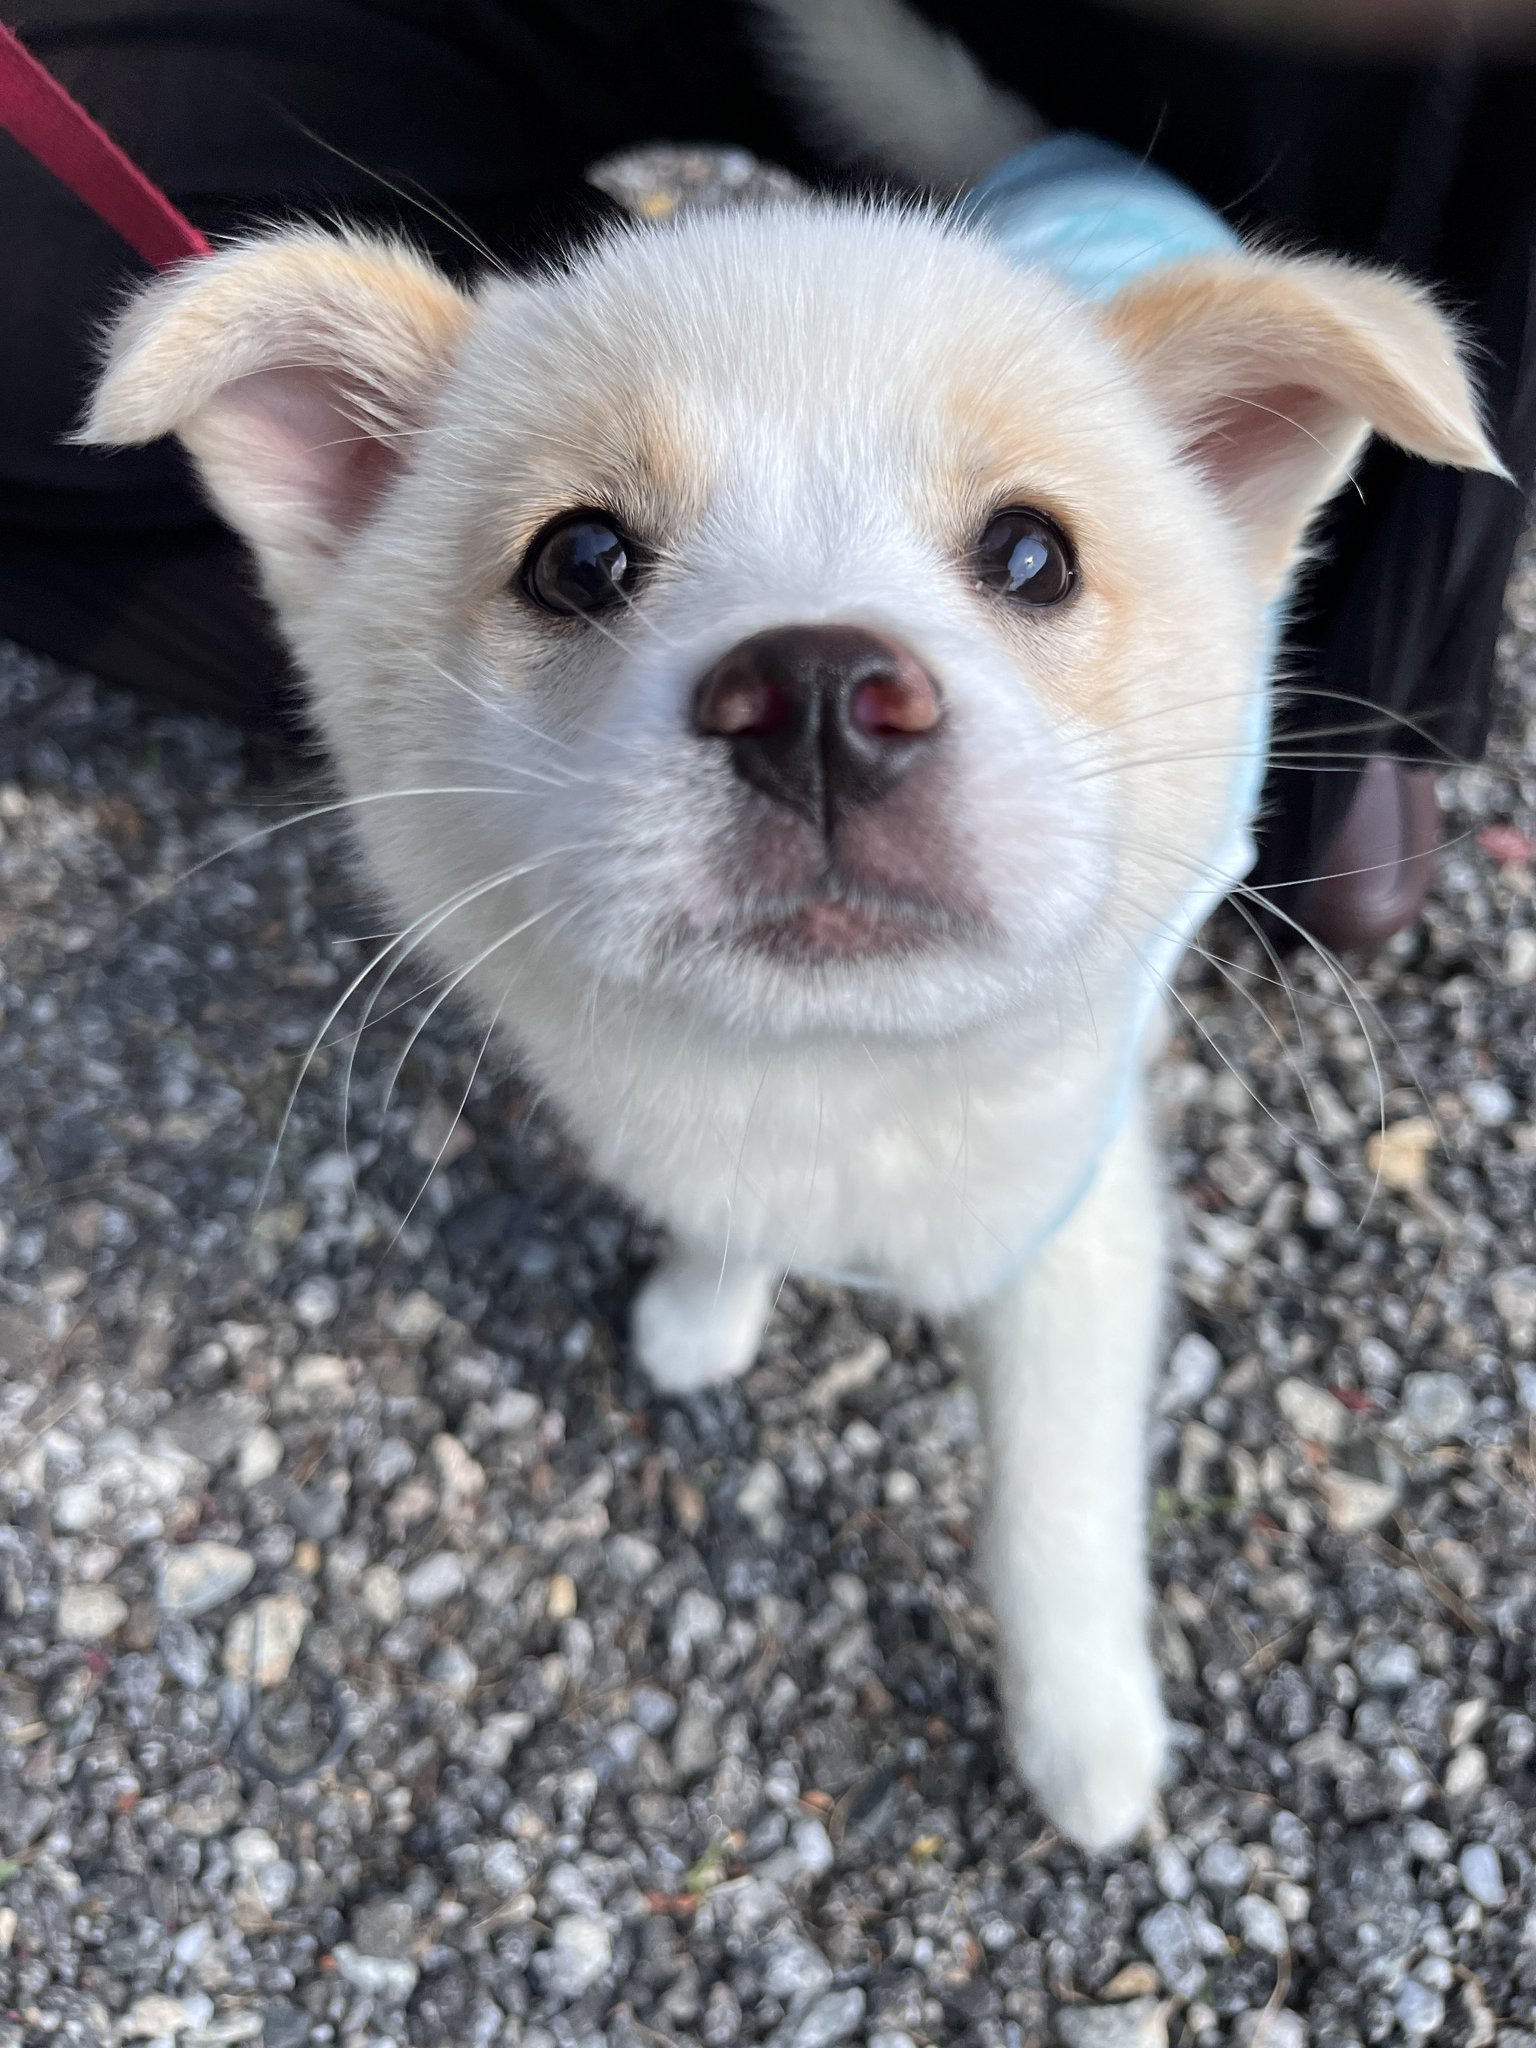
[633,1242,775,1393]
[969,1097,1167,1852]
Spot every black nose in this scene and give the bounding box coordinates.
[692,624,943,830]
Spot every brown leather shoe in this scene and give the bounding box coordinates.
[1294,758,1440,951]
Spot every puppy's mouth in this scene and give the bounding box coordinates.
[729,884,981,964]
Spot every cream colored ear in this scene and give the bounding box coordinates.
[80,228,473,612]
[1100,253,1507,588]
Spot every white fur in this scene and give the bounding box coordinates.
[84,180,1497,1852]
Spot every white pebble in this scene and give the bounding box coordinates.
[1057,2001,1167,2048]
[121,1996,196,2038]
[668,1586,724,1661]
[230,1827,280,1874]
[1235,2012,1304,2048]
[736,1458,787,1544]
[1196,1840,1250,1893]
[331,1945,418,2003]
[402,1552,468,1610]
[158,1542,255,1618]
[52,1482,104,1532]
[359,1563,404,1625]
[1152,1842,1195,1902]
[430,1432,486,1506]
[842,1418,882,1461]
[291,1275,340,1327]
[1464,1079,1515,1126]
[1492,1266,1536,1350]
[56,1584,127,1643]
[389,1288,445,1340]
[286,1353,353,1406]
[1354,1639,1419,1692]
[1444,1747,1489,1800]
[223,1593,306,1688]
[1276,1378,1349,1447]
[1158,1333,1222,1415]
[1458,1843,1506,1909]
[605,1533,662,1585]
[1394,1981,1444,2040]
[1405,1820,1452,1863]
[882,1469,921,1508]
[236,1427,283,1488]
[1396,1371,1473,1445]
[790,1817,836,1876]
[543,1915,612,1999]
[1235,1893,1289,1958]
[1274,1882,1310,1925]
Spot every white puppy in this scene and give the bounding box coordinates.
[82,53,1497,1847]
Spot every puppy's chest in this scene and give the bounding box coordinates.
[564,1032,1121,1310]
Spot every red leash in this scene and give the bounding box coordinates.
[0,21,209,269]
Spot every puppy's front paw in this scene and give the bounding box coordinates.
[632,1252,773,1394]
[1005,1651,1167,1854]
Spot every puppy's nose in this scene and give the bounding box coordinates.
[692,625,942,829]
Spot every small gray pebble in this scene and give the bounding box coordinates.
[1196,1840,1251,1893]
[763,1935,834,2011]
[671,1701,719,1779]
[331,1945,418,2003]
[770,1988,866,2048]
[1395,1371,1473,1444]
[1140,1902,1206,1998]
[668,1586,725,1662]
[605,1533,662,1584]
[629,1684,678,1735]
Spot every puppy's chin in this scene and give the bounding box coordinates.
[583,883,1097,1043]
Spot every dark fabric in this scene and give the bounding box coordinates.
[0,515,296,725]
[0,0,804,719]
[0,0,1532,894]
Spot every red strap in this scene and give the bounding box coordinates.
[0,22,209,269]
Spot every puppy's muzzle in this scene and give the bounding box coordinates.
[693,625,943,833]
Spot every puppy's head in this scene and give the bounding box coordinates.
[84,208,1498,1050]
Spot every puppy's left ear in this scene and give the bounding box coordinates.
[79,227,474,614]
[1101,253,1508,589]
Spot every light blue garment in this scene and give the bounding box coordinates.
[957,133,1240,300]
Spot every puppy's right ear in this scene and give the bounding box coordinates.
[79,228,473,612]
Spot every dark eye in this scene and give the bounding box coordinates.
[971,508,1076,606]
[520,511,642,615]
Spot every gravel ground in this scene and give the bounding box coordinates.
[4,159,1536,2048]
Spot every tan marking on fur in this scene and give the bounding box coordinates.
[1101,253,1504,583]
[82,231,472,449]
[469,387,709,610]
[926,384,1149,730]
